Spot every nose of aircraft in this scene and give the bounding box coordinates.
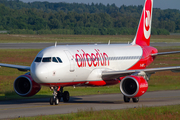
[30,63,49,83]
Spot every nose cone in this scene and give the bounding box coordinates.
[31,62,49,83]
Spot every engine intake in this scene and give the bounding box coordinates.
[120,76,148,98]
[14,74,41,97]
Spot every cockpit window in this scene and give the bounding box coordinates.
[52,57,58,63]
[57,57,62,63]
[35,57,42,62]
[42,57,51,62]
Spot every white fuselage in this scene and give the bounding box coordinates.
[30,44,143,86]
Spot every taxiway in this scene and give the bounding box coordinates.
[0,90,180,119]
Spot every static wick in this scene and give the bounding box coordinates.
[108,40,111,45]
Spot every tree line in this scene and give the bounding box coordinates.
[0,0,179,35]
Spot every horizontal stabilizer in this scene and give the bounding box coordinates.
[151,51,180,56]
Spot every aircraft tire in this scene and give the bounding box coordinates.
[55,97,59,105]
[50,97,54,105]
[63,91,70,102]
[132,97,139,103]
[124,95,130,102]
[57,91,62,102]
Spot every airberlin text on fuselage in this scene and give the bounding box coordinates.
[75,49,109,67]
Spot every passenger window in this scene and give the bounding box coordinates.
[57,57,63,63]
[35,57,42,62]
[42,57,51,62]
[52,57,58,63]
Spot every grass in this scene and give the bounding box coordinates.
[0,34,134,43]
[0,34,180,43]
[13,105,180,120]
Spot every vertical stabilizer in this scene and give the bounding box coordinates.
[132,0,153,46]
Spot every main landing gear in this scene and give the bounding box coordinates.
[124,95,139,103]
[49,86,70,105]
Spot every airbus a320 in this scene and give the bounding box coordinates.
[1,0,180,105]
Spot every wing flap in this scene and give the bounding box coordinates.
[0,63,30,71]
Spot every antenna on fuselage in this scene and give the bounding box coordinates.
[55,41,57,47]
[108,40,110,45]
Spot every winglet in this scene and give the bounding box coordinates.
[132,0,153,46]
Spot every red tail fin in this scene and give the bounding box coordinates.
[132,0,153,46]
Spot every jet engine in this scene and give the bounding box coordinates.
[14,74,41,97]
[120,76,148,98]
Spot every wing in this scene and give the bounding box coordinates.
[102,66,180,80]
[0,63,30,71]
[102,50,180,80]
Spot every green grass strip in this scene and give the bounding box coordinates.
[13,105,180,120]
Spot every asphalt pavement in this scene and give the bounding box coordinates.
[0,90,180,119]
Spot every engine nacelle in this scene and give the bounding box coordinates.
[14,74,41,97]
[120,76,148,98]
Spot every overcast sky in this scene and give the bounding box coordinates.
[20,0,180,10]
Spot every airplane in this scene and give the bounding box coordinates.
[1,0,180,105]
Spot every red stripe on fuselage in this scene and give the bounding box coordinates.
[128,46,158,70]
[39,80,120,87]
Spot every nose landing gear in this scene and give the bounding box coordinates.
[49,86,70,105]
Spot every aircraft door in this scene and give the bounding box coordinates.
[64,50,75,72]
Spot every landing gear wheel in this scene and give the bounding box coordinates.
[50,87,70,105]
[57,91,62,102]
[50,97,54,105]
[63,91,70,102]
[55,97,59,105]
[124,95,130,102]
[132,97,139,103]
